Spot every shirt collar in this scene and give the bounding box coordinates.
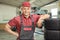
[22,14,31,18]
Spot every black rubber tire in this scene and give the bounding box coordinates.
[44,18,60,30]
[44,30,60,40]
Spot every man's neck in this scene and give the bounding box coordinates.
[24,15,29,18]
[22,14,29,18]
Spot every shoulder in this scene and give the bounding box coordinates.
[9,15,20,22]
[13,15,20,20]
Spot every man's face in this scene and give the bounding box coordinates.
[21,6,31,16]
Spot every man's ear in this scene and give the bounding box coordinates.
[30,7,31,9]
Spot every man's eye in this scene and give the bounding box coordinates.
[24,8,26,10]
[28,8,29,10]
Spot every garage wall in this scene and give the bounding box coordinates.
[0,4,17,23]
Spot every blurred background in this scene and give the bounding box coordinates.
[0,0,59,40]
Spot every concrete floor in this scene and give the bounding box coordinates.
[0,28,44,40]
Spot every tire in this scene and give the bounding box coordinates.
[44,18,60,30]
[44,30,60,40]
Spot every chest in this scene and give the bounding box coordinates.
[17,17,36,26]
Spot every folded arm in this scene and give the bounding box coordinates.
[37,14,50,28]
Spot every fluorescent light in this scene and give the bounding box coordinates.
[51,8,58,18]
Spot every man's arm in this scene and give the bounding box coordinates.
[4,24,19,37]
[37,14,50,28]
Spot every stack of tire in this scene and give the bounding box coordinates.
[44,18,60,40]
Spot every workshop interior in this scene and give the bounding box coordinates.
[0,0,59,40]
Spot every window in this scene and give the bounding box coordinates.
[51,8,58,18]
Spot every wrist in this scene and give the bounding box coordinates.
[39,18,44,23]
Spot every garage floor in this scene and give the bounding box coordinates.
[0,28,44,40]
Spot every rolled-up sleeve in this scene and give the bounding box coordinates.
[33,14,40,22]
[8,17,17,27]
[33,14,40,27]
[36,15,40,22]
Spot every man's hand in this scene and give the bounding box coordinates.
[4,24,19,37]
[40,14,50,20]
[37,14,50,28]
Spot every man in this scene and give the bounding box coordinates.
[4,2,50,40]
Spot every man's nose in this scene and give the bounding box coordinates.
[25,10,28,12]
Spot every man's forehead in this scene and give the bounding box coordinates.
[22,6,31,8]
